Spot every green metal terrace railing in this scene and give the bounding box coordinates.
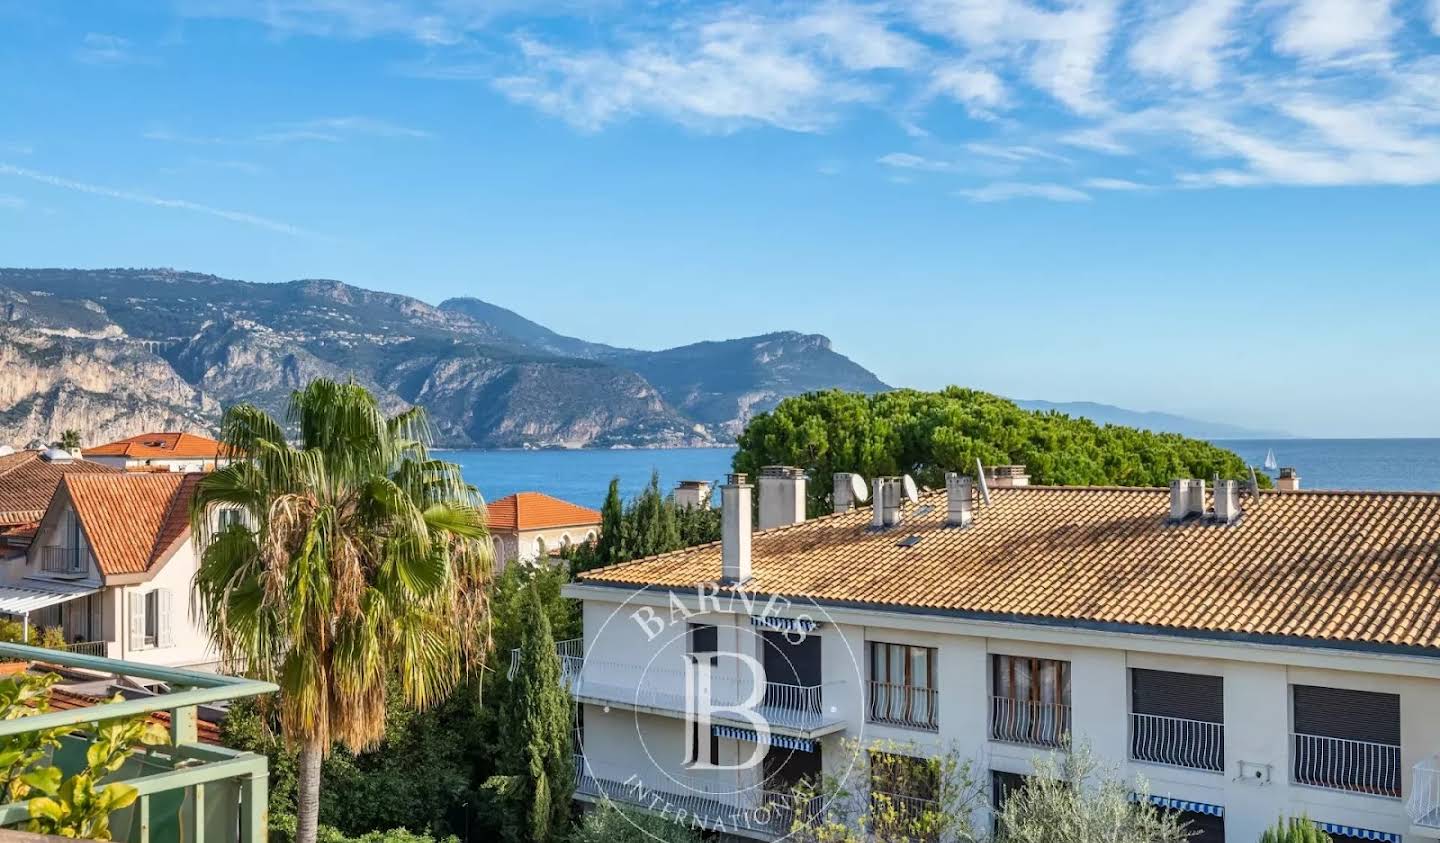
[0,643,278,843]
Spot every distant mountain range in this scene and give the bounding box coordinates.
[0,268,887,448]
[0,267,1278,449]
[1013,400,1286,440]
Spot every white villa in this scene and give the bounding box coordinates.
[560,467,1440,843]
[0,471,224,671]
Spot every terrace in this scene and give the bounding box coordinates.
[0,642,276,843]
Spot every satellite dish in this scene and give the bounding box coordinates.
[849,473,869,503]
[901,474,919,504]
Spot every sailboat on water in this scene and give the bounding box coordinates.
[1263,448,1279,472]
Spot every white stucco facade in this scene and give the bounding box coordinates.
[566,582,1440,842]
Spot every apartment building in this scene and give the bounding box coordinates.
[561,468,1440,843]
[486,491,601,571]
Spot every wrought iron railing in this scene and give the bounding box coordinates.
[572,754,792,836]
[507,637,583,682]
[990,695,1070,748]
[0,642,278,843]
[1291,732,1401,798]
[867,680,938,731]
[39,545,87,574]
[62,640,109,658]
[1130,712,1224,772]
[1407,757,1440,827]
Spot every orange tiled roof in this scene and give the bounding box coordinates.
[60,473,201,576]
[0,451,116,526]
[486,491,602,532]
[83,432,225,460]
[47,687,222,744]
[580,486,1440,653]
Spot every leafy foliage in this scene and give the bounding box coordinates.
[190,379,494,843]
[993,742,1188,843]
[269,811,461,843]
[736,388,1267,513]
[0,673,167,841]
[56,429,81,451]
[569,472,720,574]
[566,803,704,843]
[495,586,574,842]
[1259,817,1331,843]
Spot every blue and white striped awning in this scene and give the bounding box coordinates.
[712,724,816,752]
[1315,821,1400,842]
[749,616,821,633]
[1131,793,1224,817]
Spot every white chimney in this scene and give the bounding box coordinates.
[871,477,903,528]
[833,472,867,514]
[985,465,1031,488]
[758,466,807,529]
[1169,478,1206,522]
[674,480,713,510]
[1277,467,1301,492]
[721,473,752,585]
[945,472,973,528]
[1213,479,1241,523]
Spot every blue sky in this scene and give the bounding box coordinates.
[2,0,1439,437]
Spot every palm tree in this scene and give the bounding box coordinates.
[57,430,81,452]
[190,380,492,843]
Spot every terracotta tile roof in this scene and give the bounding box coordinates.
[486,491,602,532]
[47,687,222,744]
[0,451,116,526]
[83,432,225,460]
[61,473,201,576]
[579,486,1440,653]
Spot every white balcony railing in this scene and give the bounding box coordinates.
[990,695,1070,748]
[1291,732,1401,798]
[1130,712,1224,772]
[573,754,795,837]
[867,680,938,731]
[571,659,843,731]
[39,545,87,575]
[1407,757,1440,827]
[507,637,583,682]
[62,640,109,658]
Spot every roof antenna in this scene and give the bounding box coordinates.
[975,458,991,506]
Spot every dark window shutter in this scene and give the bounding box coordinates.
[1131,669,1224,723]
[1171,811,1224,843]
[688,623,718,653]
[1292,685,1399,745]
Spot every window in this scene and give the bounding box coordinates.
[534,536,547,557]
[867,641,937,730]
[217,508,246,531]
[1165,810,1224,843]
[688,623,718,656]
[990,654,1071,747]
[1291,685,1401,797]
[990,770,1028,814]
[128,589,173,650]
[1130,669,1224,772]
[870,751,939,832]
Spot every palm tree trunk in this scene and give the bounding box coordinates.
[295,740,324,843]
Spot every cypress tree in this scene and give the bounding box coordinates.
[1259,817,1330,843]
[594,477,625,566]
[501,585,574,842]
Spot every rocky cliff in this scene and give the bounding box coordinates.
[0,268,889,448]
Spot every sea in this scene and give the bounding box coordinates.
[447,439,1440,508]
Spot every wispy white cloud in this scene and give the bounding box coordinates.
[0,163,317,237]
[177,0,1440,195]
[1083,176,1149,190]
[145,116,430,146]
[1273,0,1398,61]
[1129,0,1244,89]
[75,33,151,65]
[956,181,1092,202]
[0,194,26,210]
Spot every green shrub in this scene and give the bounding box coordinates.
[567,803,703,843]
[1259,817,1331,842]
[268,812,459,843]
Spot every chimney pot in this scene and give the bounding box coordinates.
[721,474,752,585]
[833,472,866,514]
[1169,478,1207,522]
[871,477,904,528]
[674,480,713,510]
[1277,467,1301,492]
[1213,479,1241,523]
[985,465,1031,488]
[945,472,973,528]
[758,466,807,529]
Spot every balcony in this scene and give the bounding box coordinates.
[1130,713,1224,773]
[1291,732,1401,798]
[1406,757,1440,828]
[866,680,938,731]
[990,696,1070,749]
[0,642,277,843]
[38,546,89,575]
[572,754,800,840]
[507,637,583,684]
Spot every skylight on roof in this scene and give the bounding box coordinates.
[896,535,922,548]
